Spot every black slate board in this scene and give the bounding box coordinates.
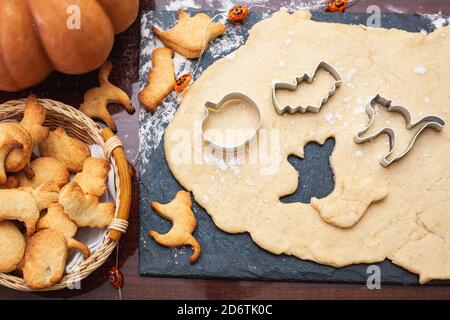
[138,10,448,285]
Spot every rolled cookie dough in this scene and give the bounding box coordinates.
[165,11,450,283]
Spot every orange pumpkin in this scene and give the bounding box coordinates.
[0,0,139,92]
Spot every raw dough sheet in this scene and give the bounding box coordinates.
[139,10,450,284]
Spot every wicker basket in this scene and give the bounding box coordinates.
[0,98,131,291]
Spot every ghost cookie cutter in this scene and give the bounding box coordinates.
[272,61,343,115]
[354,94,446,167]
[202,93,262,152]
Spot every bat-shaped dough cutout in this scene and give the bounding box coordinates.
[39,127,91,173]
[138,47,175,113]
[73,157,110,197]
[0,132,23,185]
[37,203,91,259]
[149,191,201,264]
[153,10,226,58]
[58,182,115,228]
[0,221,26,273]
[79,61,135,131]
[23,229,67,290]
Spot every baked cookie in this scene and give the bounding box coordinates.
[20,95,50,149]
[58,182,115,228]
[21,181,60,212]
[138,47,175,112]
[37,203,90,259]
[0,122,33,173]
[39,127,91,173]
[149,191,201,264]
[0,132,23,185]
[153,11,226,58]
[0,188,40,236]
[73,157,110,197]
[0,176,19,189]
[79,61,134,131]
[23,229,67,290]
[0,221,26,273]
[16,157,69,189]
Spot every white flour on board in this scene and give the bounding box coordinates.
[165,0,201,11]
[209,28,246,59]
[385,4,405,14]
[421,12,450,29]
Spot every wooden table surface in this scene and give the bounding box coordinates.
[1,0,449,300]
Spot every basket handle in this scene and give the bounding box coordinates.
[101,128,132,242]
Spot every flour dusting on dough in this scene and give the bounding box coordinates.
[353,150,364,158]
[345,68,357,80]
[324,112,342,124]
[203,151,242,176]
[414,66,427,74]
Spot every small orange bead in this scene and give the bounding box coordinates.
[326,0,348,13]
[228,5,250,22]
[174,74,193,92]
[108,266,123,289]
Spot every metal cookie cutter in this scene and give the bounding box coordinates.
[354,94,446,167]
[202,93,262,152]
[272,61,343,115]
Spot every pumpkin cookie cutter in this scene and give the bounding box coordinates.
[272,61,343,115]
[202,92,262,152]
[354,94,446,167]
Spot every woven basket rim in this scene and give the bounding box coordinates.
[0,98,125,292]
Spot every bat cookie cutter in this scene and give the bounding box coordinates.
[272,61,343,115]
[202,92,262,152]
[354,94,446,167]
